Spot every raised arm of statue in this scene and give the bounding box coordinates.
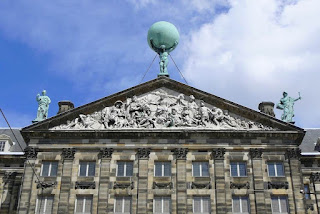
[36,94,40,101]
[294,93,301,102]
[168,40,178,52]
[150,39,162,54]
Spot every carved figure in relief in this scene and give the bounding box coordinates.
[199,100,212,125]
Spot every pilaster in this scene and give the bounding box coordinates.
[212,148,226,214]
[136,148,150,214]
[174,148,188,214]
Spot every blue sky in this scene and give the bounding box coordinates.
[0,0,319,128]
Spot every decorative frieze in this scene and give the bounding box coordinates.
[24,147,39,159]
[285,148,301,160]
[113,182,134,190]
[61,148,76,160]
[174,148,188,159]
[99,148,114,159]
[230,182,250,189]
[191,182,211,189]
[267,181,289,189]
[153,182,173,189]
[249,148,262,159]
[75,181,96,189]
[36,181,57,189]
[137,148,151,159]
[211,148,225,159]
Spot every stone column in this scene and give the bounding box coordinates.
[285,148,305,214]
[97,148,113,214]
[18,147,38,214]
[136,148,150,214]
[57,148,75,214]
[1,172,17,213]
[212,148,226,214]
[174,148,188,214]
[249,148,265,214]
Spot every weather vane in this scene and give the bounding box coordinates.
[147,21,180,77]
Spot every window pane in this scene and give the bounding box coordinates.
[84,197,92,214]
[232,196,241,213]
[0,141,5,151]
[202,197,210,213]
[45,197,53,214]
[123,197,131,213]
[164,162,171,176]
[163,197,171,213]
[230,162,238,177]
[271,196,280,213]
[268,163,276,177]
[276,163,284,176]
[126,162,133,177]
[279,196,288,213]
[88,162,95,176]
[241,196,249,213]
[42,162,50,176]
[155,162,162,176]
[193,197,201,212]
[201,162,209,177]
[50,162,58,177]
[76,197,84,213]
[239,163,247,176]
[154,197,162,213]
[115,197,123,212]
[193,162,200,177]
[117,162,125,176]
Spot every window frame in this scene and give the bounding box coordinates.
[271,195,289,214]
[116,161,133,177]
[267,162,285,177]
[0,141,5,152]
[40,161,58,177]
[74,195,93,214]
[114,196,132,214]
[192,196,211,214]
[232,195,250,214]
[230,162,247,177]
[154,162,171,177]
[304,184,311,200]
[35,195,54,214]
[192,161,209,177]
[78,161,96,177]
[153,196,171,214]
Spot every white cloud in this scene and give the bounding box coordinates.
[181,0,320,127]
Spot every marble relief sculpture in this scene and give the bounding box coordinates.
[51,90,273,130]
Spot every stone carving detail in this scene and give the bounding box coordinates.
[61,148,76,159]
[212,148,226,159]
[153,182,173,189]
[113,182,134,190]
[174,148,188,159]
[51,90,274,130]
[267,181,289,189]
[306,204,314,211]
[191,182,211,189]
[285,148,301,160]
[24,147,39,159]
[230,182,250,189]
[99,148,114,159]
[75,181,96,189]
[3,172,17,186]
[310,173,320,182]
[36,181,57,189]
[137,148,151,159]
[249,148,263,159]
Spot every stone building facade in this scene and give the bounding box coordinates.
[12,76,318,213]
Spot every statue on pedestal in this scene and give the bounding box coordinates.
[33,90,51,123]
[276,92,301,123]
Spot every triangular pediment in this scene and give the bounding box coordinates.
[22,77,303,132]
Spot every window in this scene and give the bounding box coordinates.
[304,184,311,200]
[154,162,171,177]
[230,162,247,177]
[192,162,209,177]
[75,196,92,214]
[114,196,131,214]
[271,196,288,214]
[154,197,171,214]
[268,162,284,177]
[0,141,5,152]
[117,162,133,177]
[41,162,58,177]
[193,196,210,214]
[232,196,249,214]
[36,196,53,214]
[79,162,95,177]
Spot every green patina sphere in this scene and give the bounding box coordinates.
[147,21,180,53]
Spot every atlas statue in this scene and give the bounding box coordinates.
[276,92,301,123]
[33,90,51,123]
[147,21,180,77]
